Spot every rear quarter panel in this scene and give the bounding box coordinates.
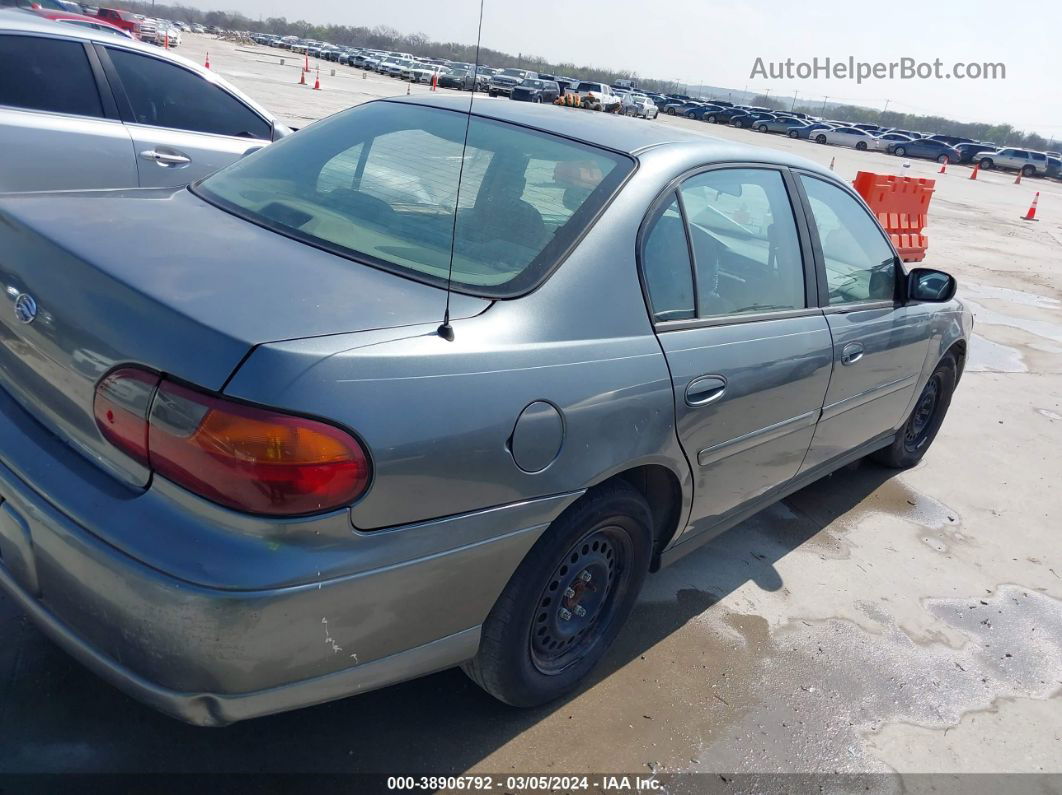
[224,154,698,531]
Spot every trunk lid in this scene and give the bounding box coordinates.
[0,187,488,487]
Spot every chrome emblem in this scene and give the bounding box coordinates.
[13,293,37,324]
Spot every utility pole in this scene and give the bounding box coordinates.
[821,95,828,116]
[791,90,799,111]
[883,98,891,114]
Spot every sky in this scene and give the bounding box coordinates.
[180,0,1060,139]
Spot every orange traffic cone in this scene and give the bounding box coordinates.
[1014,170,1022,185]
[829,156,835,171]
[313,68,321,90]
[938,157,948,174]
[431,72,438,92]
[304,54,310,73]
[163,31,169,49]
[969,163,979,180]
[1021,192,1039,221]
[204,52,210,70]
[298,69,306,86]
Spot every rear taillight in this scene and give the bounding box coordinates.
[93,370,370,516]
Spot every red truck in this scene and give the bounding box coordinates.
[94,7,143,38]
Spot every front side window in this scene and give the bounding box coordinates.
[0,35,103,118]
[106,48,270,139]
[800,175,897,305]
[679,168,805,316]
[198,102,631,296]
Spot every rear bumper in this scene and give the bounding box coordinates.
[0,386,580,725]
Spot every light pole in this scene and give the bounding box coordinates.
[791,90,799,111]
[821,95,828,116]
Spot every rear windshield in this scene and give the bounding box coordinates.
[196,102,632,297]
[577,82,604,92]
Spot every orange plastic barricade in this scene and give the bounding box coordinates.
[851,171,935,262]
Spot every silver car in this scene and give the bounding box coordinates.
[0,12,288,192]
[813,125,879,150]
[620,93,659,119]
[976,147,1049,177]
[0,96,970,725]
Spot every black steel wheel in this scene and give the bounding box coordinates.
[463,481,652,707]
[872,353,957,468]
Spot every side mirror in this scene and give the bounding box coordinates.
[907,268,957,302]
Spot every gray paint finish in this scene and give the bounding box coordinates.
[0,96,971,723]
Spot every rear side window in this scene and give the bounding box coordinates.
[105,47,269,139]
[197,102,631,296]
[0,35,103,118]
[641,194,695,322]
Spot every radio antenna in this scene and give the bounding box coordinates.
[437,0,485,342]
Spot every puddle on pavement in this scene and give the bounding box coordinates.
[966,334,1027,373]
[960,283,1060,310]
[960,283,1062,349]
[681,586,1062,774]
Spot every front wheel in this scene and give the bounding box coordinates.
[788,130,799,138]
[894,146,907,156]
[758,124,768,132]
[856,141,868,150]
[463,481,653,707]
[706,114,717,123]
[816,134,827,144]
[666,108,676,115]
[979,158,993,170]
[871,354,957,468]
[937,154,950,164]
[488,90,497,98]
[1022,165,1035,176]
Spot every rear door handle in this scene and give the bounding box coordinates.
[841,342,865,365]
[139,148,192,167]
[685,375,727,407]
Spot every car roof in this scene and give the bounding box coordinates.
[385,95,834,175]
[0,9,283,129]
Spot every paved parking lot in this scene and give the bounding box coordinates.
[1,33,1059,780]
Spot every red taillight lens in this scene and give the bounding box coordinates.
[93,367,160,466]
[94,372,370,516]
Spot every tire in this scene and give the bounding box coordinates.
[488,90,497,98]
[871,354,957,469]
[706,115,716,123]
[937,154,949,164]
[463,481,653,707]
[1022,165,1035,177]
[816,134,827,144]
[758,124,768,132]
[895,146,907,157]
[788,130,799,138]
[979,158,993,170]
[856,141,868,150]
[666,108,676,115]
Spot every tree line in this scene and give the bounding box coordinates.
[122,2,1054,149]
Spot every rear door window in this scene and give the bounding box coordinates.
[0,34,103,118]
[105,47,270,139]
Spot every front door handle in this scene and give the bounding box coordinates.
[685,375,727,407]
[140,148,192,167]
[841,342,865,365]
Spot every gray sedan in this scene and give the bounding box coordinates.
[0,96,970,725]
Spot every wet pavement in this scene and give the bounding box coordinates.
[1,33,1060,780]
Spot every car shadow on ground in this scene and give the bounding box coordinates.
[0,461,897,774]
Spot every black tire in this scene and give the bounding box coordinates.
[937,154,950,164]
[463,481,653,707]
[979,158,993,170]
[666,107,676,115]
[707,114,717,123]
[816,134,827,144]
[758,124,768,132]
[856,141,868,150]
[894,146,906,156]
[488,90,497,98]
[788,130,799,138]
[1022,165,1035,177]
[871,354,956,468]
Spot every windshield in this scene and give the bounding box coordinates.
[196,102,632,297]
[522,79,545,88]
[500,69,525,77]
[577,82,603,92]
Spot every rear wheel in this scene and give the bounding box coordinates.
[856,141,868,150]
[758,123,768,132]
[788,129,799,138]
[666,107,676,115]
[816,134,827,144]
[979,157,993,170]
[871,354,956,468]
[1022,164,1035,176]
[894,146,907,157]
[463,481,652,707]
[937,154,949,163]
[707,114,717,123]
